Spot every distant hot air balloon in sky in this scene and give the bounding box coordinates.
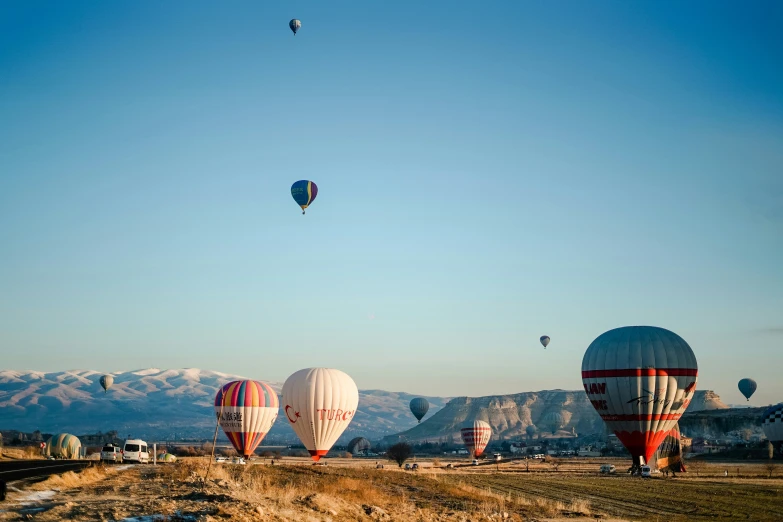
[738,378,757,401]
[289,19,301,35]
[582,326,698,470]
[540,336,550,348]
[540,411,564,435]
[761,403,783,444]
[282,368,359,462]
[525,424,538,439]
[460,420,492,458]
[214,380,279,459]
[291,180,318,214]
[99,375,114,394]
[409,398,429,423]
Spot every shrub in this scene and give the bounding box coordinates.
[387,443,413,468]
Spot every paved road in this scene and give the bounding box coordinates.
[0,460,92,483]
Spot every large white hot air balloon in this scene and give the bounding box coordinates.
[581,326,698,471]
[282,368,359,462]
[460,420,492,458]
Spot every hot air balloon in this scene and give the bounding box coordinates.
[291,180,318,214]
[157,453,177,463]
[214,380,279,459]
[289,19,301,35]
[540,336,550,349]
[409,398,429,423]
[582,326,698,471]
[99,374,114,394]
[761,403,783,445]
[652,423,685,473]
[460,420,492,458]
[282,368,359,462]
[738,378,757,402]
[347,437,371,455]
[540,411,564,435]
[525,424,538,440]
[44,434,81,459]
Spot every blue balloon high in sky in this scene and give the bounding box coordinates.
[291,180,318,215]
[289,19,301,36]
[738,378,757,401]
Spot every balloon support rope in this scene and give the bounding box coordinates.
[203,389,225,488]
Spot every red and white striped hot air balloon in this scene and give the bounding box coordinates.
[215,380,279,459]
[460,420,492,458]
[282,368,359,462]
[581,326,698,470]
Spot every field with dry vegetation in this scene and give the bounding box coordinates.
[1,457,781,521]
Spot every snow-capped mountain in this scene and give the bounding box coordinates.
[0,369,449,442]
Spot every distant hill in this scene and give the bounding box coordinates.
[0,369,449,442]
[382,389,729,444]
[0,368,736,444]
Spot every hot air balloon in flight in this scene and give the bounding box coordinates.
[525,424,538,440]
[738,378,757,401]
[99,375,114,394]
[282,368,359,461]
[289,19,301,35]
[460,420,492,458]
[761,403,783,446]
[214,380,279,459]
[540,411,564,435]
[540,336,550,349]
[291,180,318,214]
[409,398,429,423]
[582,326,698,472]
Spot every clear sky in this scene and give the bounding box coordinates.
[1,1,781,406]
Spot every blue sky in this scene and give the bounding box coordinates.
[1,1,781,405]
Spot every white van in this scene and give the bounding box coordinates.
[599,464,616,474]
[122,439,150,463]
[640,465,652,478]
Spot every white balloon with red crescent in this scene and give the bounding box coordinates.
[581,326,698,468]
[282,368,359,462]
[460,419,492,458]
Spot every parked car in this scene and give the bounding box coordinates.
[215,456,229,463]
[411,463,419,470]
[640,466,652,478]
[231,457,246,465]
[493,453,502,462]
[100,444,122,463]
[599,464,616,474]
[472,459,479,466]
[122,439,150,464]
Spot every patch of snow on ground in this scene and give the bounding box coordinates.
[19,490,57,504]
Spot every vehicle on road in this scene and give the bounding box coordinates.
[640,465,652,478]
[600,464,616,474]
[493,453,502,462]
[100,444,122,463]
[404,463,411,470]
[122,439,150,464]
[215,456,229,463]
[411,463,419,470]
[472,459,480,466]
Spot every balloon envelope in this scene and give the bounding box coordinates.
[347,437,371,455]
[738,378,757,401]
[409,398,429,423]
[282,368,359,461]
[214,380,279,458]
[291,180,318,213]
[460,420,492,458]
[44,434,81,459]
[289,19,301,35]
[99,375,114,393]
[581,326,698,466]
[540,411,564,434]
[525,425,537,438]
[761,403,783,443]
[540,336,550,348]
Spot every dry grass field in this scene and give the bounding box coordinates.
[1,457,781,521]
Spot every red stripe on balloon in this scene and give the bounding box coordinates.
[581,368,698,378]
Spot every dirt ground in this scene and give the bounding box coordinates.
[1,458,781,521]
